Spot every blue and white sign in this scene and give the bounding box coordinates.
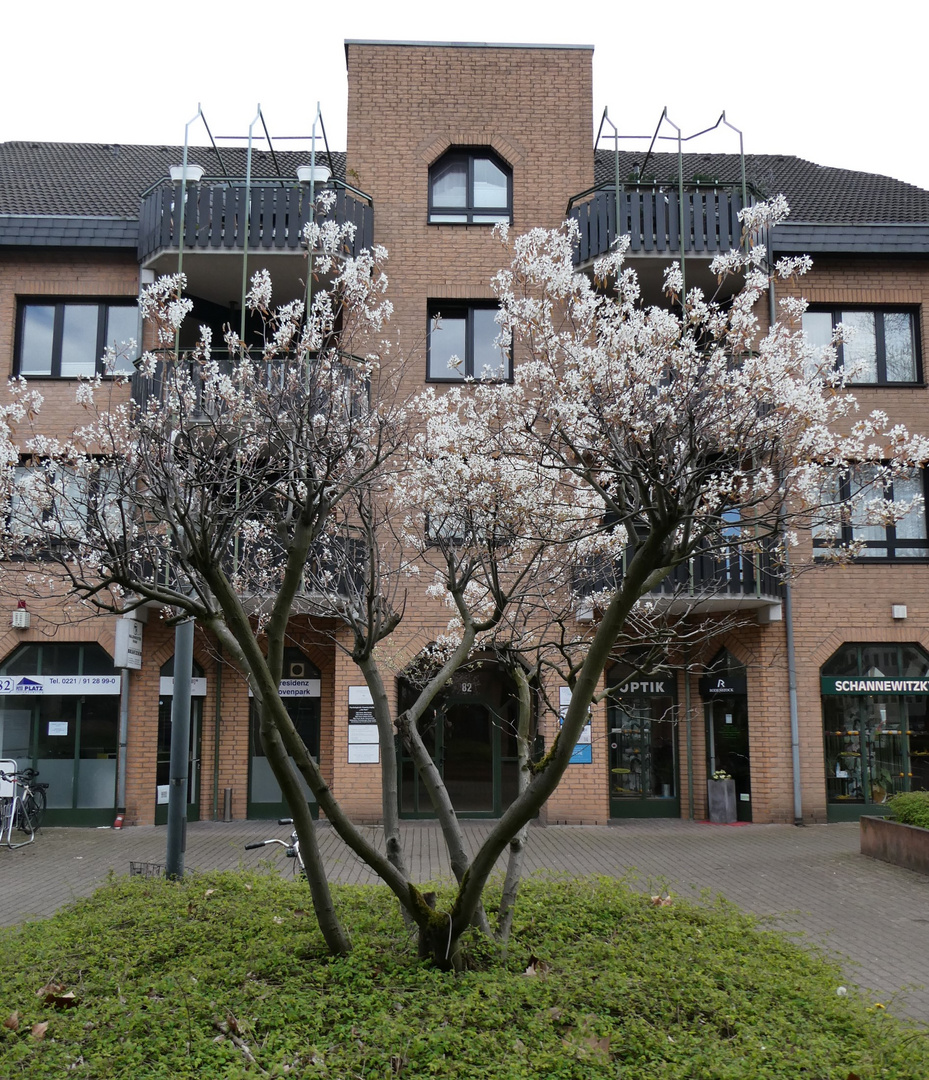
[0,675,121,696]
[560,686,592,764]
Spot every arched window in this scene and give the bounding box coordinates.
[428,149,512,224]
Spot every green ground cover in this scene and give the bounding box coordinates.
[0,873,924,1078]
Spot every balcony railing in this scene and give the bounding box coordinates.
[138,177,374,262]
[575,540,784,610]
[567,183,753,267]
[131,349,369,416]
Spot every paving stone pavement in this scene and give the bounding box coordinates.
[2,819,927,1023]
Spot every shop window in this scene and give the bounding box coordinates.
[821,642,929,809]
[0,642,119,819]
[16,300,139,378]
[428,149,511,224]
[802,307,920,385]
[607,662,678,809]
[427,302,511,381]
[813,466,929,560]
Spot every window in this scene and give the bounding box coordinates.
[802,307,920,384]
[8,460,121,544]
[813,465,928,559]
[427,303,511,381]
[428,149,511,224]
[16,300,139,377]
[821,643,929,810]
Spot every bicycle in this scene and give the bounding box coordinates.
[0,765,48,849]
[244,818,305,876]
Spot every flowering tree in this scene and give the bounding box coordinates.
[2,196,926,967]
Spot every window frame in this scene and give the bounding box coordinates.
[813,465,929,561]
[802,305,921,386]
[428,148,512,225]
[15,298,140,379]
[426,301,512,383]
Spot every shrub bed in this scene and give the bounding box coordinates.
[0,873,924,1079]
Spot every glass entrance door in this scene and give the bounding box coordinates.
[399,695,517,818]
[154,695,202,825]
[608,695,679,817]
[247,697,320,819]
[706,697,752,821]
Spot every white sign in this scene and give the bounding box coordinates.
[348,743,379,764]
[248,679,321,699]
[0,675,121,696]
[47,721,69,736]
[156,784,169,804]
[114,619,144,670]
[159,677,208,697]
[348,725,379,744]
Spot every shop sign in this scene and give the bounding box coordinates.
[821,676,929,696]
[246,679,320,698]
[114,618,143,670]
[613,678,673,697]
[699,674,747,697]
[160,677,208,697]
[0,675,121,696]
[347,686,379,763]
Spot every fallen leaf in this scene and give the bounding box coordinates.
[2,1012,19,1031]
[31,1021,48,1040]
[205,889,216,897]
[524,955,550,977]
[650,893,673,907]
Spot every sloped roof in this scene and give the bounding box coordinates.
[0,143,347,218]
[593,151,929,225]
[2,142,928,229]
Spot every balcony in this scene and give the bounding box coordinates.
[130,349,369,416]
[138,176,374,306]
[575,541,784,619]
[567,183,755,299]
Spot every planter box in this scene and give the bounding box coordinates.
[860,815,929,876]
[707,779,737,824]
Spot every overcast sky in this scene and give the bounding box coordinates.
[5,0,926,191]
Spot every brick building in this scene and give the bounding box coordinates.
[2,40,929,827]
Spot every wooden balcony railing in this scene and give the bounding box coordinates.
[138,177,373,262]
[567,183,752,266]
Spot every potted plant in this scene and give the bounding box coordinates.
[707,770,737,824]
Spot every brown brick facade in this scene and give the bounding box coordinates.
[2,41,928,829]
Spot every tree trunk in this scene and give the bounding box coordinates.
[496,662,533,944]
[256,702,351,956]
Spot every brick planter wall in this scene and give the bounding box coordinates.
[860,816,929,876]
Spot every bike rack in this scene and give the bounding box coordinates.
[0,759,35,848]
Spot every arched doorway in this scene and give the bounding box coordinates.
[701,649,751,821]
[397,660,522,818]
[247,648,321,819]
[154,656,205,825]
[0,642,120,826]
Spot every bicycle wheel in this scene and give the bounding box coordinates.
[26,787,45,829]
[17,793,41,833]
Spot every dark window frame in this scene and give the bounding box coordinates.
[803,305,921,386]
[15,298,139,379]
[428,148,512,225]
[813,466,929,561]
[426,301,512,383]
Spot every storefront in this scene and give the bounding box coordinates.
[608,665,679,818]
[248,650,321,819]
[701,650,752,822]
[0,643,120,826]
[821,642,929,821]
[154,657,205,825]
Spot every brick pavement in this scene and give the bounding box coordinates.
[2,819,926,1022]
